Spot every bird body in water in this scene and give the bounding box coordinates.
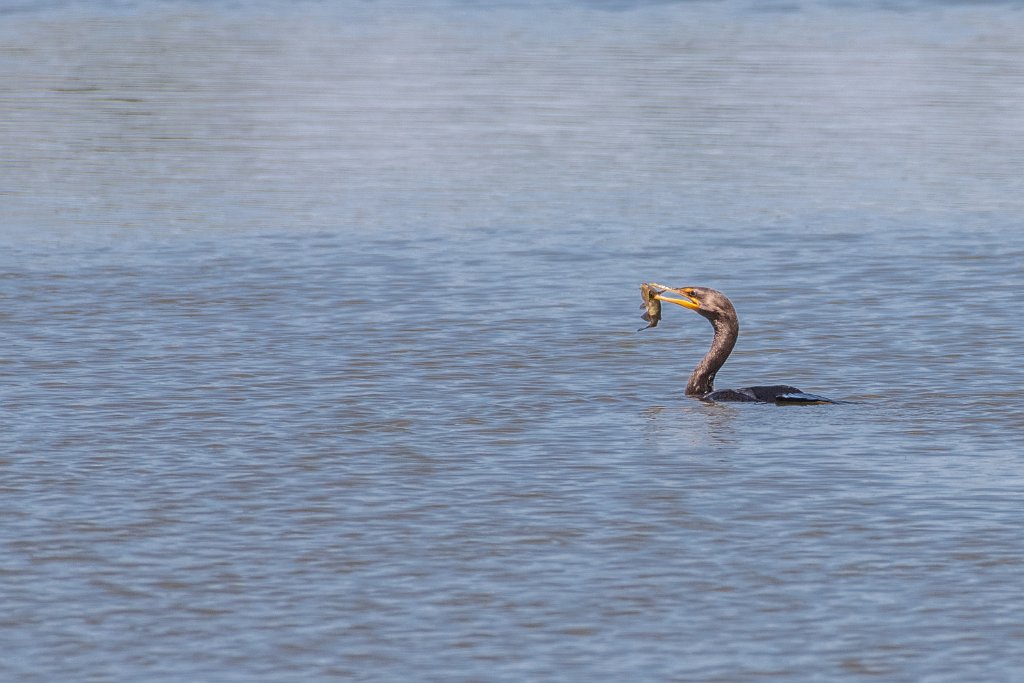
[640,284,832,405]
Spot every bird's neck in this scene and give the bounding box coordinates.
[686,318,738,396]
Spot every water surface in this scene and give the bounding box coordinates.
[2,1,1024,680]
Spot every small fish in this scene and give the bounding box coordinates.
[638,283,662,331]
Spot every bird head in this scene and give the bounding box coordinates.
[653,285,737,324]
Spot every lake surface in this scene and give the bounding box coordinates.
[2,0,1024,680]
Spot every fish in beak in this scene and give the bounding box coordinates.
[639,283,701,330]
[638,283,662,331]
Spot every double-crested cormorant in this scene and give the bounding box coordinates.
[641,284,832,404]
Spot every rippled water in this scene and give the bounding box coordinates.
[3,1,1024,680]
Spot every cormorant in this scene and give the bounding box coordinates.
[640,284,832,405]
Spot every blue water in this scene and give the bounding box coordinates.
[2,1,1024,680]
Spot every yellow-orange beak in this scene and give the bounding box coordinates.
[653,288,700,311]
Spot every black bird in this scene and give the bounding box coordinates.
[641,284,832,404]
